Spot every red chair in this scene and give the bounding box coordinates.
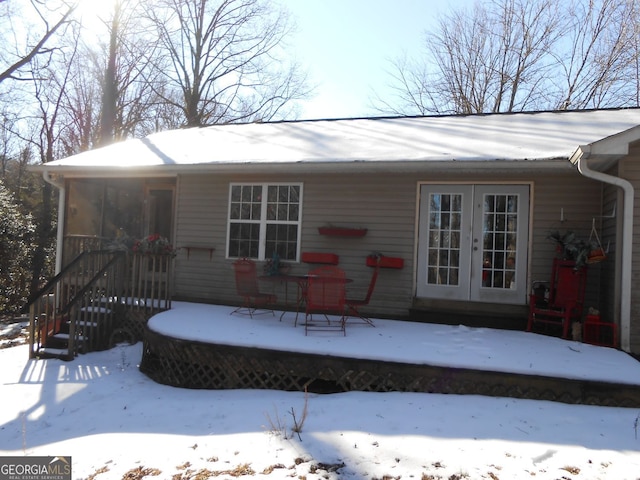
[304,266,347,335]
[231,259,276,318]
[527,258,587,339]
[345,257,380,327]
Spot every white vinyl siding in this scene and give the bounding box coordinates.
[173,169,604,320]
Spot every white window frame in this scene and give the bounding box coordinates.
[226,182,303,261]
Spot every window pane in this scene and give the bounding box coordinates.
[265,224,298,260]
[482,193,519,290]
[251,204,261,220]
[267,185,278,202]
[429,212,438,229]
[278,186,289,202]
[241,203,251,219]
[277,204,288,221]
[426,193,462,286]
[289,204,299,221]
[290,186,300,203]
[228,222,260,258]
[230,202,240,219]
[229,183,301,260]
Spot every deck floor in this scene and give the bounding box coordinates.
[140,302,640,406]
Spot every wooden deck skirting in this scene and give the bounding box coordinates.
[139,327,640,407]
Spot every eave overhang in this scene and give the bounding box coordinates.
[30,157,575,179]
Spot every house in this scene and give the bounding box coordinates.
[30,108,640,355]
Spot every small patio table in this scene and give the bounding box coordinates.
[259,274,308,322]
[259,274,352,323]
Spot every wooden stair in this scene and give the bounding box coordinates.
[26,249,175,361]
[26,250,125,361]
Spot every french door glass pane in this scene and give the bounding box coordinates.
[482,194,518,289]
[427,193,462,285]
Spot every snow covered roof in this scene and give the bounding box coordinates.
[34,108,640,175]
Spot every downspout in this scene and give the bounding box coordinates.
[42,171,65,275]
[571,145,632,352]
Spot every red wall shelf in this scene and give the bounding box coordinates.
[367,255,404,269]
[301,252,340,264]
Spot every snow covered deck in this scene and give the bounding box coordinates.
[140,302,640,406]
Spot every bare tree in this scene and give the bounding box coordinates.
[71,0,167,147]
[627,0,640,107]
[53,0,172,152]
[379,0,562,115]
[15,19,84,295]
[373,53,439,116]
[0,0,76,84]
[378,0,639,115]
[553,0,635,109]
[486,0,562,112]
[0,110,18,178]
[145,0,309,127]
[57,51,100,155]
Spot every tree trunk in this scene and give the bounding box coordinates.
[29,180,54,296]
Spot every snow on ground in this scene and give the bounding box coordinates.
[1,302,639,479]
[0,315,29,349]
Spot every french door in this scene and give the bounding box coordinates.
[417,184,530,304]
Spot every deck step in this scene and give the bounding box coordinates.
[37,348,73,360]
[53,333,87,342]
[79,306,112,314]
[75,320,100,328]
[65,318,100,328]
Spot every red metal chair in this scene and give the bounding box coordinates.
[231,258,276,318]
[304,265,347,335]
[527,258,587,339]
[345,257,380,327]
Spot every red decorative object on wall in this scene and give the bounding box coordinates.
[367,255,404,269]
[301,252,340,265]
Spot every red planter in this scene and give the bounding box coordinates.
[301,252,340,264]
[318,227,367,237]
[367,256,404,269]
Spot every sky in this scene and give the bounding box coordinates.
[1,302,640,479]
[278,0,475,120]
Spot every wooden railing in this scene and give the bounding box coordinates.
[27,250,125,359]
[27,248,175,360]
[124,253,174,316]
[62,235,109,265]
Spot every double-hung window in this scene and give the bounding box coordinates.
[227,183,302,261]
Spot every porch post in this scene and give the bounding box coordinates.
[42,171,66,275]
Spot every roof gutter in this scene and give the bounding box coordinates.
[570,145,632,352]
[28,158,575,178]
[42,171,65,275]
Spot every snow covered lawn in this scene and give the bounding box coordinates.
[1,303,639,479]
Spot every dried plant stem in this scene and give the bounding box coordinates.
[290,388,309,441]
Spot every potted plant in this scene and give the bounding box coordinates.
[547,230,597,269]
[132,233,177,256]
